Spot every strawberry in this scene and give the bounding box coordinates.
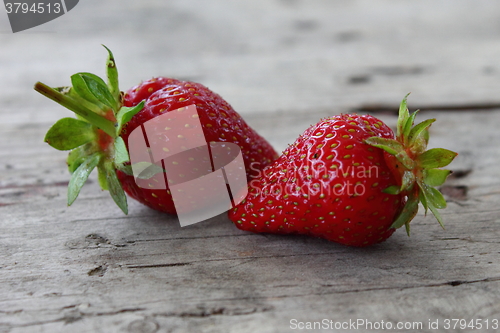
[228,95,457,246]
[35,46,277,215]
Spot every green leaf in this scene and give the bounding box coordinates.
[400,170,416,192]
[70,73,104,104]
[115,101,145,135]
[417,148,458,169]
[418,182,446,228]
[423,185,447,209]
[71,72,118,112]
[68,153,101,205]
[34,82,117,138]
[394,150,415,170]
[97,164,109,190]
[103,162,128,214]
[408,118,435,146]
[419,188,428,214]
[409,129,430,155]
[116,163,134,176]
[428,203,445,229]
[132,162,166,179]
[424,169,452,187]
[102,45,120,103]
[397,93,411,140]
[114,137,130,165]
[404,220,411,236]
[365,137,404,155]
[422,128,430,145]
[366,136,415,170]
[383,185,400,195]
[403,110,419,144]
[390,192,419,231]
[67,143,92,173]
[56,86,104,115]
[45,118,95,150]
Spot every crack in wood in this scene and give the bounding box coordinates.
[441,185,468,201]
[123,252,349,269]
[67,236,116,250]
[316,276,500,295]
[87,265,107,277]
[0,181,69,190]
[127,234,256,243]
[371,65,426,76]
[0,308,146,328]
[448,169,472,179]
[152,305,274,318]
[127,262,191,269]
[431,237,500,244]
[348,66,426,85]
[355,103,500,114]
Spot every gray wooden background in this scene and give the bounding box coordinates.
[1,1,500,332]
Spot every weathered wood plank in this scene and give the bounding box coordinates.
[1,108,499,332]
[2,0,500,332]
[2,0,500,122]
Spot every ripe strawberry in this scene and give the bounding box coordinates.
[35,46,277,215]
[228,95,457,246]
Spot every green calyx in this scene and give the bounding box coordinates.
[35,46,144,214]
[365,93,458,235]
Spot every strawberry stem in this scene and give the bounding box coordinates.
[35,46,140,214]
[34,81,117,138]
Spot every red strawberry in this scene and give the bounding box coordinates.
[35,46,277,215]
[228,95,457,246]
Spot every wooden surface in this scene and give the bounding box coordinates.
[1,1,500,332]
